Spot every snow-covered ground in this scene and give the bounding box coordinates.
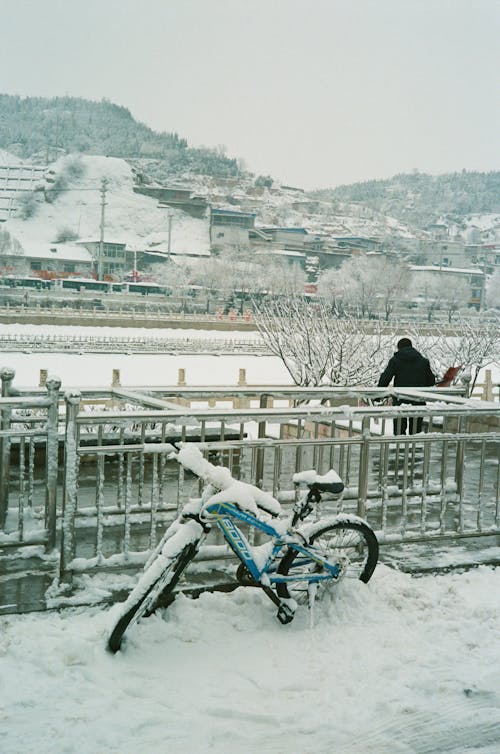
[0,323,288,387]
[1,322,500,753]
[1,565,499,754]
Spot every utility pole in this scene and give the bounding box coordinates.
[98,178,108,281]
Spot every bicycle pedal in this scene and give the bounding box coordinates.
[277,603,295,625]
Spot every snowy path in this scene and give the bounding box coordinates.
[1,565,499,754]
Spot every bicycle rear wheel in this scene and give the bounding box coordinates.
[107,541,197,653]
[276,520,378,604]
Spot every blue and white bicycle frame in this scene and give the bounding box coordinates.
[203,500,343,587]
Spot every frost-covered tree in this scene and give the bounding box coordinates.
[327,255,410,319]
[408,316,500,393]
[485,269,500,310]
[262,259,306,295]
[371,257,409,320]
[409,273,443,322]
[256,294,393,387]
[439,278,470,322]
[189,251,305,300]
[17,190,39,220]
[333,256,380,318]
[0,227,24,255]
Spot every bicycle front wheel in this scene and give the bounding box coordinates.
[107,541,197,653]
[276,520,378,604]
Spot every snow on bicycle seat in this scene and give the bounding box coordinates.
[292,468,344,495]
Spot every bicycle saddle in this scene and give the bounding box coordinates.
[293,469,344,495]
[308,480,344,495]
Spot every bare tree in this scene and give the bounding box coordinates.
[440,278,470,323]
[408,316,500,393]
[256,294,392,387]
[486,269,500,311]
[409,273,443,322]
[322,255,411,320]
[333,256,380,318]
[371,257,410,320]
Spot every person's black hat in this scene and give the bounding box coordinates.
[397,337,412,349]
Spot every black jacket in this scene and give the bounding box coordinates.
[378,346,436,388]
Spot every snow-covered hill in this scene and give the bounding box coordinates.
[1,153,210,257]
[1,150,498,266]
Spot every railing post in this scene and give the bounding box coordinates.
[455,415,467,499]
[59,390,81,583]
[357,419,370,519]
[0,367,15,530]
[482,370,493,402]
[255,393,268,487]
[45,375,61,552]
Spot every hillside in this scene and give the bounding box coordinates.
[1,154,210,256]
[314,171,500,228]
[0,94,239,178]
[0,94,498,240]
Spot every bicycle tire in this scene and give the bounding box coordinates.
[276,519,378,604]
[107,541,197,653]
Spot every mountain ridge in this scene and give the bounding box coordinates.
[0,93,498,230]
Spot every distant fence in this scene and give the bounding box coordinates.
[0,333,268,355]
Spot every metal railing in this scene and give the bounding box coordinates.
[0,332,267,355]
[1,371,499,603]
[0,367,60,549]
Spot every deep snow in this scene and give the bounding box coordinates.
[1,565,499,754]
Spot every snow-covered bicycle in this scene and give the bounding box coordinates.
[107,444,379,652]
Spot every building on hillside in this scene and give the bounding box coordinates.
[76,240,128,278]
[253,247,306,269]
[414,238,467,268]
[0,163,46,221]
[133,185,208,219]
[425,223,449,239]
[210,207,256,252]
[410,265,485,310]
[254,227,308,249]
[0,242,93,278]
[464,244,500,275]
[332,236,383,253]
[249,226,355,272]
[77,239,208,279]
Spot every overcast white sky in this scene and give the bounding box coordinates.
[1,0,499,189]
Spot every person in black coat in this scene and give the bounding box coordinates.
[378,337,436,434]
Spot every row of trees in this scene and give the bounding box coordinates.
[153,250,306,299]
[148,248,499,325]
[318,255,477,322]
